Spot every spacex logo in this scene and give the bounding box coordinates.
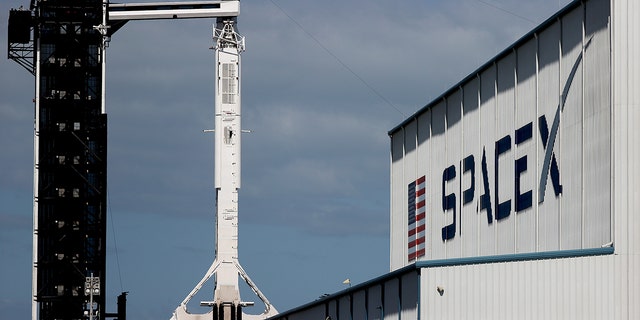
[408,44,587,245]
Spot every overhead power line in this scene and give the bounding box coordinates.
[268,0,406,118]
[473,0,537,24]
[108,196,125,292]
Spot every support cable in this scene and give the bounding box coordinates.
[268,0,406,118]
[473,0,537,24]
[108,195,125,292]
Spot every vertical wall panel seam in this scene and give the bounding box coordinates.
[416,270,421,320]
[403,126,407,265]
[415,112,419,263]
[609,0,617,253]
[443,96,448,258]
[389,131,394,269]
[512,50,517,253]
[365,288,369,320]
[512,48,517,252]
[535,33,540,252]
[397,277,402,320]
[459,86,464,256]
[381,282,385,320]
[476,74,482,257]
[496,61,500,254]
[429,110,434,261]
[558,16,563,250]
[624,1,631,316]
[403,126,407,266]
[581,1,586,250]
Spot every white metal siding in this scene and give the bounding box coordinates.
[445,91,462,258]
[612,0,640,319]
[274,1,639,320]
[478,65,497,256]
[420,255,617,320]
[461,78,480,257]
[389,0,613,270]
[515,39,538,253]
[583,0,611,248]
[495,52,516,255]
[417,112,432,262]
[429,102,447,260]
[391,132,405,267]
[404,121,418,263]
[559,4,584,250]
[536,21,561,252]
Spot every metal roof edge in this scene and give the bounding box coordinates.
[267,263,419,319]
[388,0,585,136]
[415,246,614,269]
[267,246,614,319]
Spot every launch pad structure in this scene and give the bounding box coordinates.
[8,1,276,320]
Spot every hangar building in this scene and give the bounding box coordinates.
[269,0,640,319]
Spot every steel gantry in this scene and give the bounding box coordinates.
[8,1,275,320]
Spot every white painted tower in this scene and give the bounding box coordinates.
[170,19,277,320]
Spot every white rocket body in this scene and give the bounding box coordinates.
[213,20,242,305]
[170,20,276,320]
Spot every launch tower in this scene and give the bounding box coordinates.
[8,1,274,319]
[9,1,108,319]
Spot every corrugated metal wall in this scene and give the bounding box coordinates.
[611,0,640,318]
[272,1,639,318]
[273,1,640,319]
[420,255,616,319]
[390,0,612,270]
[272,271,419,320]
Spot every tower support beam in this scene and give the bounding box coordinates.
[108,1,239,21]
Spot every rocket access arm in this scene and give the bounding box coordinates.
[107,1,239,35]
[108,1,239,21]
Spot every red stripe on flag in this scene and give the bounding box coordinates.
[408,229,426,246]
[408,248,425,261]
[408,252,416,261]
[409,225,426,237]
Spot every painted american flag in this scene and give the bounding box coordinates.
[408,175,426,261]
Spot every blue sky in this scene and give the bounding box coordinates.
[1,0,572,318]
